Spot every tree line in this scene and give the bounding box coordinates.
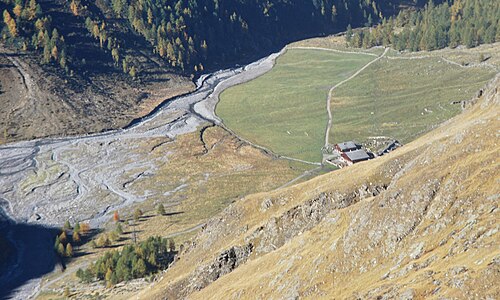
[2,0,68,69]
[3,0,445,76]
[54,220,91,260]
[75,205,173,286]
[2,0,407,75]
[346,0,499,51]
[111,0,387,73]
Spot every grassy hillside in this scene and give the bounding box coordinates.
[134,74,500,299]
[29,125,319,298]
[330,52,496,145]
[217,49,374,162]
[218,42,498,161]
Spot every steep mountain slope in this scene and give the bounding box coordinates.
[133,75,499,299]
[1,0,404,73]
[0,44,193,143]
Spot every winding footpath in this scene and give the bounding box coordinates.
[289,46,496,154]
[324,47,389,149]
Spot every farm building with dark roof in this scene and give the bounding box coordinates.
[335,141,360,152]
[341,149,371,164]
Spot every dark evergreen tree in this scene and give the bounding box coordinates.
[346,0,499,51]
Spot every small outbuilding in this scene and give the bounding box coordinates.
[378,140,402,156]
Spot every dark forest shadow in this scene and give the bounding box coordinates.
[0,220,58,300]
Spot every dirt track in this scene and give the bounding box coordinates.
[324,48,389,150]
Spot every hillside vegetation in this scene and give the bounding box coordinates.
[1,0,406,75]
[347,0,500,51]
[135,74,500,299]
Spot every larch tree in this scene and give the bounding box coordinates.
[111,48,119,64]
[3,10,18,37]
[113,211,120,222]
[57,243,65,257]
[63,220,71,230]
[13,4,22,18]
[73,231,81,245]
[66,243,73,257]
[70,0,79,16]
[74,222,80,233]
[59,231,68,244]
[129,66,137,78]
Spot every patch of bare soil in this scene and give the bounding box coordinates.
[0,45,194,144]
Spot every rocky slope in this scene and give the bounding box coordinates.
[132,75,499,299]
[0,43,193,144]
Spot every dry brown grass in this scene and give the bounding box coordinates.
[36,125,314,298]
[118,126,313,237]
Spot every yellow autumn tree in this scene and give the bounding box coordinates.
[13,4,22,18]
[3,10,17,37]
[35,18,45,31]
[70,0,79,16]
[158,43,165,57]
[59,231,67,244]
[105,268,115,287]
[65,243,73,257]
[27,0,38,20]
[111,48,119,64]
[72,230,81,244]
[129,66,136,78]
[92,24,99,38]
[51,45,58,60]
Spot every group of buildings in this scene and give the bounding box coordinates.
[323,137,402,168]
[329,140,401,168]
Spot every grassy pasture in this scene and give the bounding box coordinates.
[329,56,496,145]
[289,35,386,56]
[122,126,314,238]
[217,49,374,162]
[385,43,500,69]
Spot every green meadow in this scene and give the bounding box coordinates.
[329,57,496,145]
[217,49,374,162]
